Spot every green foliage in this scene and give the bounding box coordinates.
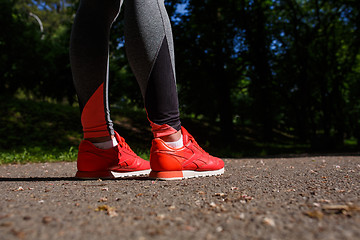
[0,95,153,163]
[0,0,76,102]
[0,95,83,149]
[170,0,360,149]
[0,147,77,164]
[0,94,82,163]
[269,0,360,148]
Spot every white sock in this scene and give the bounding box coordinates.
[93,137,118,149]
[165,135,184,149]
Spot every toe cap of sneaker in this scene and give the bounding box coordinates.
[192,155,224,171]
[111,157,150,172]
[207,156,224,170]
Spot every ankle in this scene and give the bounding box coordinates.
[86,135,118,149]
[159,130,182,142]
[159,130,183,148]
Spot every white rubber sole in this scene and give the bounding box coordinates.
[111,169,151,178]
[150,168,225,181]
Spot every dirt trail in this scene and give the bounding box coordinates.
[0,156,359,240]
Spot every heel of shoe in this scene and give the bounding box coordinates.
[149,170,184,180]
[75,170,115,179]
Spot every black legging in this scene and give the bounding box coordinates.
[70,0,181,139]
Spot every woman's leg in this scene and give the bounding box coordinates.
[124,0,181,139]
[124,0,224,180]
[70,0,122,141]
[70,0,150,179]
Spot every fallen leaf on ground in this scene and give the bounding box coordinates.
[156,214,166,220]
[209,202,217,208]
[322,204,349,211]
[95,205,118,217]
[322,204,360,214]
[216,226,224,232]
[0,222,13,227]
[14,187,24,191]
[10,229,25,239]
[304,210,324,220]
[222,192,253,203]
[168,205,176,210]
[214,193,227,197]
[42,216,54,224]
[305,204,360,218]
[208,202,228,212]
[262,217,276,227]
[233,213,245,220]
[98,197,108,202]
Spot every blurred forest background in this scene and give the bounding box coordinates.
[1,0,360,163]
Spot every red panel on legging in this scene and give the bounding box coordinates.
[81,83,109,139]
[149,122,178,138]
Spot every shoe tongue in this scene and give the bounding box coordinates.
[114,132,132,151]
[182,133,188,144]
[114,131,122,142]
[181,127,190,144]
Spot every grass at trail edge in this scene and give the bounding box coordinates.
[0,96,81,164]
[1,96,357,164]
[0,96,154,164]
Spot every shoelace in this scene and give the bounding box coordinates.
[117,136,134,153]
[187,134,210,156]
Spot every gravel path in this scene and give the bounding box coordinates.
[0,156,359,240]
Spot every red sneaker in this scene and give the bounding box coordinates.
[75,132,150,179]
[149,127,224,180]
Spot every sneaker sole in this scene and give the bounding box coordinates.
[149,168,224,180]
[75,169,151,179]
